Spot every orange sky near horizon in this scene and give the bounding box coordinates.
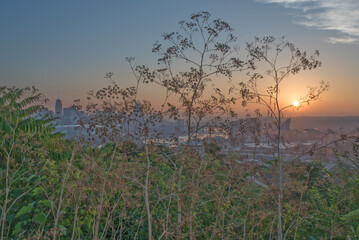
[40,59,358,118]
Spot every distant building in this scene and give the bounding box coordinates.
[55,99,63,118]
[175,119,185,135]
[281,118,291,131]
[55,124,88,140]
[63,107,77,124]
[33,107,54,119]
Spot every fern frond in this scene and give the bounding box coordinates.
[14,93,42,110]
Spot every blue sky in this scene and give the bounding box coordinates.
[1,0,358,116]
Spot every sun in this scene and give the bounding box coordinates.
[292,101,299,107]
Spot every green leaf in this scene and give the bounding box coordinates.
[34,213,47,225]
[84,214,93,230]
[12,223,21,235]
[58,224,67,236]
[342,209,359,221]
[350,225,355,235]
[38,199,52,207]
[15,203,32,218]
[27,174,38,183]
[32,187,42,196]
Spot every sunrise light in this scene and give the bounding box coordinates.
[293,101,300,107]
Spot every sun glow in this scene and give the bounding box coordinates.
[292,101,300,107]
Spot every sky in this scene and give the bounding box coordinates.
[1,0,358,117]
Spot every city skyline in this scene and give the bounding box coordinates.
[1,0,359,117]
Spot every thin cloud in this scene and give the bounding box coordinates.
[327,37,358,44]
[257,0,359,44]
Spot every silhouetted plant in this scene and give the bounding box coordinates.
[237,36,329,239]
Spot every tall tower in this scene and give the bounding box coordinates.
[55,99,63,117]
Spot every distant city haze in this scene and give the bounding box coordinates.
[43,98,359,134]
[1,0,358,116]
